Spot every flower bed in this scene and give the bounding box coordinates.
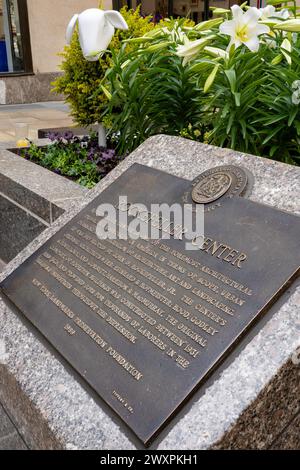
[17,132,124,189]
[49,4,300,167]
[99,4,300,165]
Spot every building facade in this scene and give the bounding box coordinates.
[0,0,266,104]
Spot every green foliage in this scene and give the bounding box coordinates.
[254,51,300,165]
[198,46,272,156]
[195,35,300,164]
[53,4,300,165]
[52,7,154,126]
[102,20,204,154]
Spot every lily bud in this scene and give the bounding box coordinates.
[100,85,112,100]
[204,64,220,93]
[194,18,223,31]
[143,41,172,53]
[271,54,283,65]
[204,46,229,59]
[274,19,300,32]
[281,38,292,65]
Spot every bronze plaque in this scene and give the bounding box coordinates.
[1,164,300,445]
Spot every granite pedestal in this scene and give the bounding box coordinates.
[0,135,299,449]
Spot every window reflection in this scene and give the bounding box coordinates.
[0,0,24,73]
[123,1,239,22]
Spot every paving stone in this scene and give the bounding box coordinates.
[0,404,16,438]
[0,432,27,450]
[0,404,28,450]
[0,101,73,143]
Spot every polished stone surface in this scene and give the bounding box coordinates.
[271,412,300,449]
[0,195,46,263]
[0,135,299,449]
[0,74,64,106]
[212,357,300,449]
[0,142,87,267]
[0,173,63,224]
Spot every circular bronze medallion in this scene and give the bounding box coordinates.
[191,172,232,204]
[182,165,252,212]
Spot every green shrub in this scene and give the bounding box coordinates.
[102,19,204,154]
[52,7,154,126]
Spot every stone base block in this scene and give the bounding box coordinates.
[0,136,299,449]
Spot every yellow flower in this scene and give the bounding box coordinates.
[16,139,29,148]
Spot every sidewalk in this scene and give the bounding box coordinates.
[0,403,27,450]
[0,101,73,142]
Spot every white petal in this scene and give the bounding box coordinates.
[244,7,262,23]
[292,92,300,105]
[292,80,300,89]
[266,5,276,16]
[260,5,275,19]
[281,38,291,52]
[233,38,242,49]
[255,24,270,35]
[244,36,260,52]
[226,38,242,51]
[273,8,290,19]
[281,9,290,19]
[281,38,292,64]
[220,19,236,36]
[231,5,243,21]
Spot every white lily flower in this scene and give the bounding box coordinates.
[291,80,300,105]
[292,89,300,105]
[219,5,270,52]
[259,5,289,21]
[292,80,300,90]
[176,36,214,65]
[66,9,128,61]
[161,22,187,43]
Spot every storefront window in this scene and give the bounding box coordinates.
[114,1,240,23]
[0,0,30,73]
